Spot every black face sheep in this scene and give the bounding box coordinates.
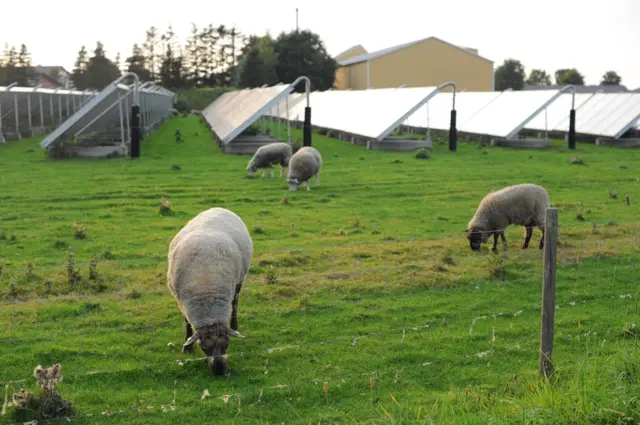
[286,146,323,191]
[247,142,295,178]
[466,183,550,252]
[167,207,253,375]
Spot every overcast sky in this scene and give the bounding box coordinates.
[1,0,638,89]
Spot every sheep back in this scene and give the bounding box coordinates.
[167,207,253,330]
[248,142,293,170]
[287,146,323,183]
[468,183,550,233]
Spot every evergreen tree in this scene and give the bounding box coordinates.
[126,43,152,81]
[71,45,89,90]
[84,41,121,89]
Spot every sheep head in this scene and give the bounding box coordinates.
[183,322,245,375]
[466,227,489,251]
[246,161,258,176]
[288,177,300,191]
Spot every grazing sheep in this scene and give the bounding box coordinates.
[167,207,253,375]
[247,142,294,177]
[286,146,323,191]
[466,183,550,252]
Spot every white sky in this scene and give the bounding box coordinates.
[1,0,638,89]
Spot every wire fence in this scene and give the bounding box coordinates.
[0,217,639,424]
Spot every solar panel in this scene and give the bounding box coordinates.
[0,86,96,141]
[459,90,561,138]
[40,81,174,150]
[524,93,596,132]
[202,84,295,144]
[406,91,503,131]
[553,93,640,139]
[272,87,444,141]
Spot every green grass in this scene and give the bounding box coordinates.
[0,116,639,424]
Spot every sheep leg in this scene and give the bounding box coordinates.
[183,316,195,353]
[538,226,545,250]
[522,226,533,249]
[500,232,507,251]
[315,172,320,186]
[280,165,284,177]
[492,233,499,253]
[261,169,266,178]
[270,167,275,178]
[230,284,242,331]
[305,181,311,191]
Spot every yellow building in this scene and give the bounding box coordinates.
[334,37,494,92]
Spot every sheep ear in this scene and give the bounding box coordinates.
[228,329,246,339]
[183,333,200,347]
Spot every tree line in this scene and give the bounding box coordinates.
[0,25,338,93]
[494,58,624,91]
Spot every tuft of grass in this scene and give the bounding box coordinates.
[252,225,265,235]
[171,163,181,170]
[415,148,431,160]
[609,189,618,199]
[158,196,172,214]
[73,222,87,240]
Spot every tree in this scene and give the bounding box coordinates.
[114,52,122,72]
[494,59,525,91]
[234,34,278,87]
[126,44,152,82]
[526,69,551,86]
[273,30,338,92]
[236,46,267,88]
[600,70,621,86]
[143,26,159,80]
[84,41,121,90]
[159,44,186,88]
[184,24,202,85]
[71,45,89,90]
[13,44,35,86]
[554,68,585,85]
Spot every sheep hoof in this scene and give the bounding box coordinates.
[182,345,194,354]
[491,247,498,254]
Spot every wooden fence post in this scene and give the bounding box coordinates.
[539,207,558,377]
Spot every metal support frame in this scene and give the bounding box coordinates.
[504,85,576,141]
[376,81,457,152]
[13,90,21,140]
[0,82,18,143]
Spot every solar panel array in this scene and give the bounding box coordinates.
[39,81,174,151]
[0,86,97,142]
[261,86,640,143]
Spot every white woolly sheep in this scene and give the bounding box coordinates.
[466,183,550,252]
[286,146,323,191]
[247,142,295,177]
[167,207,253,375]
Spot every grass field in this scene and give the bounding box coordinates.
[1,116,639,424]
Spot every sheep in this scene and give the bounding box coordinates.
[466,183,550,252]
[246,142,295,178]
[286,146,323,191]
[167,207,253,375]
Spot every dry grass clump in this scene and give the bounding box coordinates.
[6,363,73,421]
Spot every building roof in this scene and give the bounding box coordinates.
[34,66,71,76]
[337,36,493,66]
[524,84,629,93]
[334,44,366,59]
